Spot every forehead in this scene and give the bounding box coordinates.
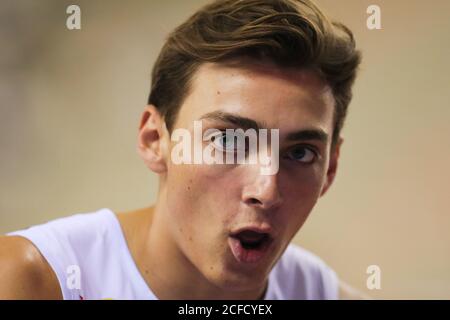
[175,62,335,135]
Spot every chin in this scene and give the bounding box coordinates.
[206,263,269,292]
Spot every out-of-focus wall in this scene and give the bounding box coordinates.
[1,0,449,299]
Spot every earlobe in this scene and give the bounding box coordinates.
[320,137,343,197]
[137,105,168,174]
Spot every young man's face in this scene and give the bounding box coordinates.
[155,61,339,292]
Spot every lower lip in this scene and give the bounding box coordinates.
[228,236,272,264]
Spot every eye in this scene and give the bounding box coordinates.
[285,145,317,164]
[211,131,242,152]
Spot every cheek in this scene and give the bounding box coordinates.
[283,161,325,195]
[169,162,242,203]
[165,164,244,271]
[165,162,241,236]
[278,166,326,229]
[298,167,325,199]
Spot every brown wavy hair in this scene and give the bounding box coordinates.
[148,0,362,147]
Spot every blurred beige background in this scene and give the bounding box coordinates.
[1,0,449,299]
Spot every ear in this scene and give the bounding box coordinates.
[137,105,168,174]
[320,136,343,197]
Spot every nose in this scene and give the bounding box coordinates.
[242,171,283,210]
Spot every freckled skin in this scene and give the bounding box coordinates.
[133,61,341,299]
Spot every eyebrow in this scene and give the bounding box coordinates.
[285,129,329,144]
[199,111,265,131]
[199,111,328,143]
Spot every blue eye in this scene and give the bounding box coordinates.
[286,146,316,163]
[212,132,237,151]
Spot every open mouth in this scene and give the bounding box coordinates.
[228,229,273,264]
[233,230,270,249]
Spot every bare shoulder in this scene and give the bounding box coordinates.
[338,279,372,300]
[0,235,62,299]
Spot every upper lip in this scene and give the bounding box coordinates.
[229,225,274,238]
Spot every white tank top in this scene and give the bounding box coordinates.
[8,208,339,300]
